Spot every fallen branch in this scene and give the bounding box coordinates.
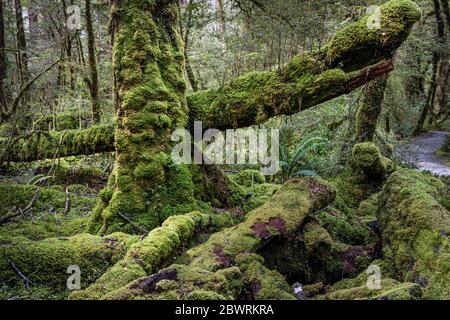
[8,259,31,289]
[0,188,40,224]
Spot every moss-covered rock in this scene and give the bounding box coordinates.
[322,262,422,300]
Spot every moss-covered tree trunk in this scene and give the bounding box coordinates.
[355,75,388,143]
[14,0,28,84]
[88,0,198,235]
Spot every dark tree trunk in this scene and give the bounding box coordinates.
[182,0,198,92]
[355,75,388,143]
[86,0,101,123]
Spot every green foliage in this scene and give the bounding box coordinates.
[278,125,328,183]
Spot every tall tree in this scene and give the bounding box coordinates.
[88,0,198,235]
[14,0,28,84]
[414,0,450,134]
[86,0,101,123]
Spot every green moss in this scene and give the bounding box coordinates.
[89,0,198,235]
[329,169,380,209]
[378,169,450,299]
[243,183,281,213]
[71,211,209,300]
[352,143,393,179]
[185,178,336,272]
[0,233,135,292]
[323,0,421,70]
[229,169,266,187]
[322,261,421,300]
[186,290,227,300]
[237,253,296,300]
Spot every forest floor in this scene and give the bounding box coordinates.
[395,131,450,176]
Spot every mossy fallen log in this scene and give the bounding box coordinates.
[69,211,210,299]
[352,143,393,179]
[0,125,115,163]
[73,177,336,300]
[377,169,450,299]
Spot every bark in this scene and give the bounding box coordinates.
[355,75,388,143]
[0,0,6,111]
[86,0,101,123]
[0,0,6,81]
[182,0,198,92]
[14,0,28,84]
[87,0,198,235]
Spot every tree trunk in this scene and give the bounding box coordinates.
[14,0,28,84]
[355,75,388,143]
[86,0,101,124]
[88,0,198,235]
[28,0,39,41]
[0,0,6,109]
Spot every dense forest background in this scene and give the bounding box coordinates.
[0,0,449,301]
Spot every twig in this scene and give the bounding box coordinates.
[0,188,40,224]
[8,259,31,289]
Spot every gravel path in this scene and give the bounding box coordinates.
[394,131,450,176]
